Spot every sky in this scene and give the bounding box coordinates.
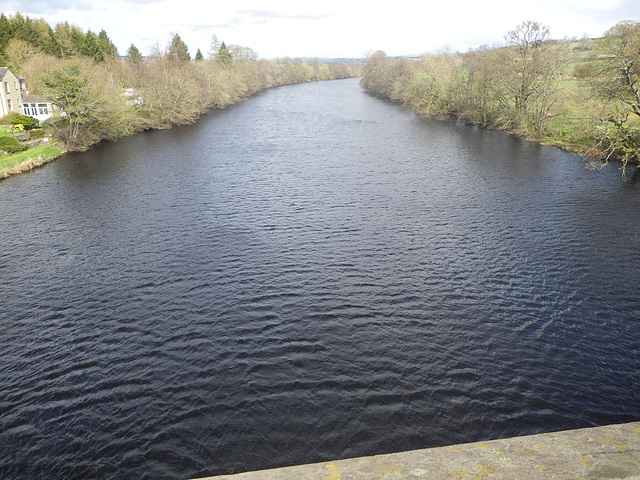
[4,0,639,59]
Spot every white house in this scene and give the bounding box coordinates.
[21,94,54,122]
[0,67,26,117]
[0,67,56,122]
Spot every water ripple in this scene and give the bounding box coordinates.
[1,79,640,480]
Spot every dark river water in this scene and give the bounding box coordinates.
[1,78,640,479]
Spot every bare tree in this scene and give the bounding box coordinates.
[501,21,564,135]
[504,21,550,116]
[591,21,640,118]
[581,21,640,171]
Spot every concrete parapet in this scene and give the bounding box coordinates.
[195,421,640,479]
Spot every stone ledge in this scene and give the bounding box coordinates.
[194,421,640,479]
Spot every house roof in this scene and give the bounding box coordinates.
[0,67,24,82]
[0,67,26,85]
[23,94,51,103]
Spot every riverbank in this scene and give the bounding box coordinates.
[194,421,640,479]
[0,141,63,180]
[360,28,640,172]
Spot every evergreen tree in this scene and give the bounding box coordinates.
[46,24,63,57]
[98,29,118,58]
[54,22,79,58]
[83,31,105,62]
[69,25,86,55]
[9,13,25,40]
[0,14,9,44]
[32,19,55,54]
[167,33,190,61]
[14,14,42,48]
[0,14,10,62]
[216,41,233,68]
[126,43,144,64]
[195,48,204,61]
[42,65,89,145]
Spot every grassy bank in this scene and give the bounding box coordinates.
[0,142,63,180]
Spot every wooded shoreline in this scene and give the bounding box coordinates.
[1,15,638,178]
[360,20,640,175]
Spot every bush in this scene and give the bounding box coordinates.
[0,112,40,130]
[0,136,25,154]
[29,128,46,139]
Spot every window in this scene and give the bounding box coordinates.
[23,103,37,116]
[14,81,18,90]
[38,103,49,115]
[7,99,12,111]
[3,82,8,94]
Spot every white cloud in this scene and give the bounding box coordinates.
[6,0,639,58]
[578,0,623,10]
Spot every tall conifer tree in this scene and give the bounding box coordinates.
[98,29,118,58]
[83,31,105,62]
[216,41,233,68]
[126,43,144,64]
[167,33,190,61]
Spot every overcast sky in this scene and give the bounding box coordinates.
[4,0,639,59]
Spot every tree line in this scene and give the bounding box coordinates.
[361,20,640,171]
[1,14,362,151]
[0,13,119,65]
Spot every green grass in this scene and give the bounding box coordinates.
[0,142,62,178]
[0,125,15,136]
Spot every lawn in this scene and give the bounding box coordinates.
[0,125,16,136]
[0,141,62,178]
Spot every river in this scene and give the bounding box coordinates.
[1,78,639,479]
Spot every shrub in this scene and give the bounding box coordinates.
[0,112,40,130]
[29,128,46,139]
[0,136,25,154]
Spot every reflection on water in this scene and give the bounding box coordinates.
[1,78,639,480]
